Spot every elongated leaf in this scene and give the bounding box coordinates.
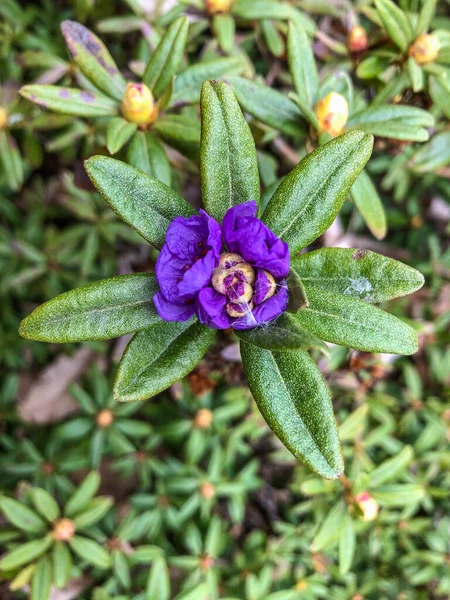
[409,131,450,172]
[127,131,171,187]
[152,114,200,145]
[310,501,346,551]
[339,513,355,575]
[200,80,260,223]
[31,489,60,523]
[213,14,235,54]
[85,156,194,248]
[61,21,126,101]
[106,117,137,155]
[73,498,113,530]
[372,484,425,506]
[65,471,100,517]
[170,57,245,107]
[240,343,343,478]
[374,0,413,51]
[236,313,328,353]
[429,75,450,119]
[52,542,72,588]
[0,537,53,571]
[262,131,373,253]
[115,320,216,402]
[407,57,424,93]
[294,288,418,354]
[292,248,424,303]
[415,0,437,36]
[19,274,160,343]
[0,497,46,534]
[146,556,170,600]
[20,85,118,117]
[350,169,387,240]
[31,556,52,600]
[347,105,434,141]
[143,17,189,98]
[232,0,316,36]
[287,21,318,107]
[69,535,111,569]
[0,130,24,191]
[225,76,304,137]
[368,446,413,487]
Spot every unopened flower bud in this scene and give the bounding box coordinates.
[212,253,255,295]
[314,92,349,137]
[53,518,76,541]
[205,0,233,15]
[254,269,276,304]
[355,491,379,521]
[97,409,114,428]
[121,82,158,126]
[200,482,216,499]
[0,107,7,129]
[409,33,440,65]
[194,408,213,429]
[347,26,368,53]
[226,300,254,318]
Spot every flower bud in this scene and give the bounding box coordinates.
[347,26,368,53]
[212,253,255,295]
[409,33,440,65]
[355,491,379,521]
[314,92,349,137]
[0,107,7,129]
[121,82,158,126]
[97,409,114,428]
[200,482,216,499]
[205,0,233,14]
[53,518,76,541]
[226,300,254,318]
[194,408,213,429]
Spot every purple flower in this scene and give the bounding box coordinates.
[154,202,290,330]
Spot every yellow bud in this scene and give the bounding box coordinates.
[409,33,440,65]
[53,518,76,541]
[205,0,233,15]
[97,409,114,428]
[314,92,348,138]
[0,107,7,129]
[194,408,213,429]
[295,580,308,591]
[200,482,216,499]
[355,492,379,522]
[121,82,158,126]
[347,26,368,53]
[211,253,255,295]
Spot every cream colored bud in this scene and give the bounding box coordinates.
[205,0,233,14]
[121,82,158,126]
[211,253,255,295]
[194,408,213,429]
[53,518,76,541]
[257,269,276,303]
[0,107,7,129]
[200,482,216,499]
[314,92,349,137]
[97,409,114,428]
[226,300,254,318]
[355,492,379,521]
[409,33,440,65]
[347,26,368,53]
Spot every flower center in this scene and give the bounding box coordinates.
[211,252,276,318]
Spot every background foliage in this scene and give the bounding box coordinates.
[0,0,449,599]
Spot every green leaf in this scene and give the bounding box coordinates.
[240,343,343,478]
[407,57,424,93]
[61,20,126,101]
[200,80,260,223]
[292,247,424,303]
[0,130,24,191]
[31,555,52,600]
[350,169,387,240]
[115,320,216,402]
[262,131,373,253]
[20,85,118,117]
[143,17,189,98]
[372,484,425,506]
[31,489,60,523]
[374,0,413,51]
[310,501,346,551]
[415,0,437,36]
[146,556,170,600]
[232,0,316,36]
[294,288,418,355]
[127,131,171,187]
[69,535,111,569]
[356,56,389,80]
[170,57,245,107]
[152,114,200,148]
[73,497,113,530]
[213,14,235,54]
[19,274,160,343]
[260,19,284,57]
[85,156,194,248]
[225,76,305,137]
[106,117,137,155]
[52,542,72,588]
[429,74,450,119]
[0,497,46,534]
[65,471,100,517]
[286,269,309,313]
[347,105,433,142]
[339,513,355,575]
[408,131,450,172]
[235,313,329,354]
[0,536,53,571]
[368,445,413,487]
[287,21,318,107]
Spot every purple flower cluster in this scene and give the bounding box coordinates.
[153,202,290,330]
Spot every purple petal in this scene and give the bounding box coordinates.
[196,287,232,330]
[252,284,289,324]
[165,215,204,260]
[178,249,218,299]
[153,292,196,322]
[155,245,186,304]
[222,201,258,252]
[200,209,222,260]
[253,269,273,305]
